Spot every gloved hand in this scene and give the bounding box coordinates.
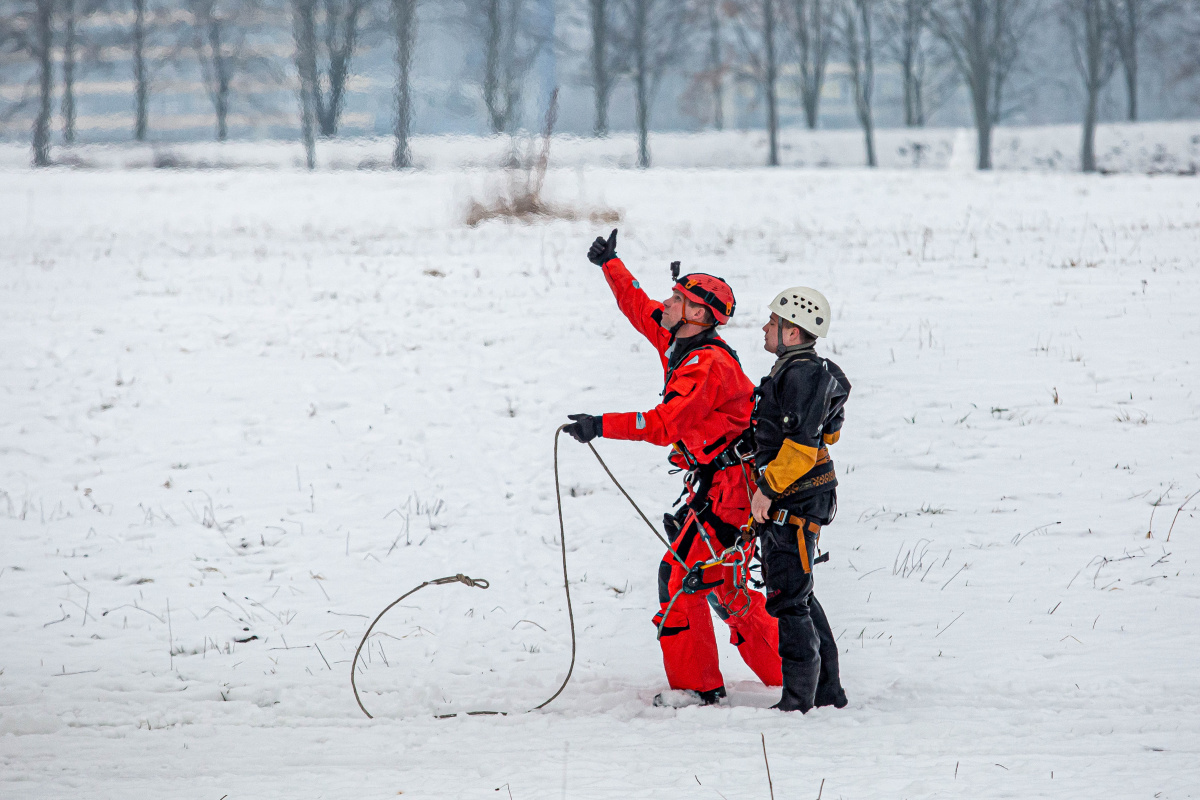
[587,229,618,266]
[564,413,603,443]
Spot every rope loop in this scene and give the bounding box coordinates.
[432,574,490,589]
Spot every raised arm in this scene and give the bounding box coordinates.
[587,229,671,355]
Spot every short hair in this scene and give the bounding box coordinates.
[780,317,816,344]
[686,300,717,326]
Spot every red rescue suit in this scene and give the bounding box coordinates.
[597,257,782,693]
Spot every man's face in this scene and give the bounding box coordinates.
[661,289,687,329]
[763,313,798,352]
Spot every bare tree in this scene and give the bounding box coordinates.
[60,0,110,143]
[0,0,56,164]
[1176,1,1200,103]
[881,0,934,125]
[291,0,317,167]
[62,0,77,141]
[1061,0,1116,172]
[289,0,371,138]
[703,0,728,129]
[187,0,279,141]
[1106,0,1169,121]
[33,0,53,164]
[783,0,833,128]
[464,0,540,134]
[839,0,876,165]
[133,0,149,138]
[392,0,417,167]
[127,0,185,141]
[930,0,1037,169]
[615,0,689,168]
[729,0,783,165]
[588,0,616,135]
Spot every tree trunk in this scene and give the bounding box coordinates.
[292,0,318,168]
[792,0,828,130]
[975,114,991,170]
[62,0,77,144]
[1079,0,1107,173]
[858,0,875,166]
[913,66,924,126]
[590,0,609,136]
[764,0,778,166]
[708,0,723,130]
[207,20,230,141]
[33,0,54,166]
[1081,87,1098,172]
[901,34,916,124]
[392,0,418,168]
[845,0,875,167]
[899,0,925,127]
[633,0,649,168]
[317,2,363,136]
[133,0,148,141]
[483,0,505,133]
[1123,57,1136,122]
[300,87,317,170]
[1122,0,1137,122]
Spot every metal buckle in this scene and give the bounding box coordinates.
[772,508,789,525]
[732,436,753,461]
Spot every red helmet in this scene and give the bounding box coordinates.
[676,273,736,324]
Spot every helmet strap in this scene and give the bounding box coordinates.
[666,301,715,343]
[775,323,787,357]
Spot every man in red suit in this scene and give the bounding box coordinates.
[564,230,781,707]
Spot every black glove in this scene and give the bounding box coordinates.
[587,229,618,266]
[564,413,603,443]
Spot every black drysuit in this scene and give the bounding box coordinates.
[751,343,851,712]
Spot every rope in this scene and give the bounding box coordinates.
[351,424,723,718]
[533,424,577,709]
[351,573,491,719]
[584,440,687,568]
[351,425,580,719]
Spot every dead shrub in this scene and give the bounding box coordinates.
[464,89,621,227]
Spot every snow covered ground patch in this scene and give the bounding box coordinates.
[1,167,1198,798]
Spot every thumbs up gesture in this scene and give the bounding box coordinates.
[587,229,618,266]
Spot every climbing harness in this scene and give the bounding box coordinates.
[655,517,761,641]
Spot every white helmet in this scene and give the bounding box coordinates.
[769,286,831,338]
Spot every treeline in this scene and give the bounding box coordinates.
[1,0,1198,170]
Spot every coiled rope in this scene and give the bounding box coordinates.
[353,424,684,719]
[351,424,761,718]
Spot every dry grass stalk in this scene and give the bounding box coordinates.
[465,88,620,227]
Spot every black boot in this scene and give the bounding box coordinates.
[771,657,818,712]
[810,596,847,709]
[773,612,821,712]
[813,685,848,709]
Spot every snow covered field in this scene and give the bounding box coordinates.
[2,116,1199,174]
[1,167,1198,798]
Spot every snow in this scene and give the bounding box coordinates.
[1,166,1199,798]
[1,117,1199,174]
